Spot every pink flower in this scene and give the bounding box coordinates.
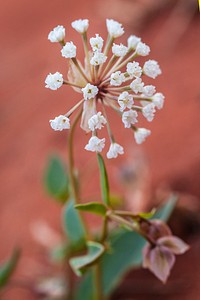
[142,220,189,283]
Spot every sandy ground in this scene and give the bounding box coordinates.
[0,0,200,299]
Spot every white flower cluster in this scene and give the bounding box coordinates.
[45,19,164,158]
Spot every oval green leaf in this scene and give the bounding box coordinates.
[0,248,20,289]
[75,202,106,216]
[97,154,110,206]
[62,199,86,248]
[44,155,69,203]
[70,241,105,276]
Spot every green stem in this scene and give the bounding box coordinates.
[68,109,82,203]
[108,212,155,245]
[93,264,104,300]
[67,108,90,243]
[100,216,108,243]
[108,213,140,233]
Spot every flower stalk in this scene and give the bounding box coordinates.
[68,109,82,203]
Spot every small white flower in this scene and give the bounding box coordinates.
[118,92,134,111]
[82,83,99,100]
[48,25,65,43]
[88,112,107,131]
[136,42,150,56]
[71,19,89,33]
[130,78,144,94]
[142,103,156,122]
[90,52,107,66]
[49,115,70,131]
[152,93,165,109]
[143,85,156,97]
[90,34,104,52]
[107,143,124,159]
[85,136,105,152]
[61,42,76,58]
[126,62,142,78]
[45,72,63,90]
[110,71,125,86]
[106,19,124,38]
[122,110,138,128]
[143,60,162,79]
[134,128,151,144]
[112,43,128,57]
[127,35,141,50]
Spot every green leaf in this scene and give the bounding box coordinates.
[138,208,156,219]
[70,241,105,276]
[49,244,69,263]
[74,194,177,298]
[153,194,177,221]
[44,155,69,203]
[74,272,94,300]
[0,248,20,289]
[101,229,145,295]
[101,194,178,295]
[109,194,124,209]
[97,154,110,206]
[62,199,86,248]
[75,202,107,216]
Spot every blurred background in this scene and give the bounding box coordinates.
[0,0,200,299]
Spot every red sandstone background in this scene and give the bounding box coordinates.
[0,0,200,299]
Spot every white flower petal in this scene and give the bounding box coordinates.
[126,62,142,78]
[130,78,144,94]
[90,52,107,66]
[110,71,125,86]
[107,143,124,159]
[136,42,150,56]
[45,72,63,90]
[152,93,165,109]
[90,34,104,52]
[85,136,105,152]
[48,25,65,43]
[106,19,124,38]
[142,103,156,122]
[88,112,107,131]
[122,110,138,128]
[143,85,156,97]
[127,35,141,50]
[143,60,162,79]
[61,42,76,58]
[49,115,70,131]
[112,43,128,57]
[71,19,89,33]
[134,128,151,144]
[82,83,99,100]
[118,92,134,111]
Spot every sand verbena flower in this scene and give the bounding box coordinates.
[46,19,165,157]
